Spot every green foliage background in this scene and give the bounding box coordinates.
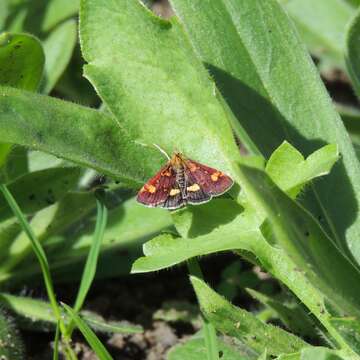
[1,0,360,359]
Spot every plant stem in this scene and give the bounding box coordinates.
[0,184,77,359]
[187,258,219,360]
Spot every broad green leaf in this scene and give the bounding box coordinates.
[0,146,29,182]
[170,0,360,267]
[40,19,77,94]
[246,288,319,339]
[153,301,200,327]
[330,318,360,356]
[82,313,142,334]
[300,347,348,360]
[3,0,79,34]
[266,142,339,198]
[237,163,360,318]
[41,0,80,32]
[168,335,247,360]
[62,303,113,360]
[280,0,354,73]
[0,31,43,177]
[0,204,59,276]
[41,191,95,242]
[172,199,243,238]
[337,103,360,143]
[132,202,260,273]
[0,2,8,31]
[0,32,44,91]
[0,143,12,176]
[0,293,142,334]
[54,44,100,107]
[190,276,307,357]
[0,86,163,185]
[28,151,65,172]
[0,167,80,221]
[79,0,240,176]
[8,197,172,285]
[336,104,360,161]
[346,8,360,98]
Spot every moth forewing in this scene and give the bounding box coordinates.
[136,152,233,210]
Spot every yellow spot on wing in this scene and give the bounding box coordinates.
[188,163,198,172]
[211,171,222,182]
[146,184,156,193]
[187,184,200,192]
[170,188,180,196]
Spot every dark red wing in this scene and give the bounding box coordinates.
[137,164,176,207]
[184,159,233,196]
[183,169,211,204]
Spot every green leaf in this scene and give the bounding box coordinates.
[41,0,80,32]
[329,317,360,356]
[0,293,142,335]
[82,313,142,335]
[299,347,348,360]
[168,335,248,360]
[266,142,339,198]
[237,163,360,318]
[0,143,13,174]
[131,202,260,273]
[79,0,240,176]
[0,204,59,275]
[40,191,95,241]
[170,0,360,267]
[3,0,79,34]
[336,103,360,160]
[0,86,162,185]
[0,32,44,91]
[10,197,171,285]
[190,276,307,357]
[0,183,68,350]
[281,0,354,73]
[346,8,360,98]
[0,167,80,221]
[257,351,267,360]
[153,301,200,327]
[62,303,113,360]
[246,288,319,339]
[40,19,77,94]
[0,146,29,182]
[172,199,243,238]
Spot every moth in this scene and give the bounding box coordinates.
[137,151,233,210]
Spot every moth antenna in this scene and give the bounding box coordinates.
[153,143,171,160]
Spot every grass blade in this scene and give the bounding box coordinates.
[0,184,60,320]
[62,303,113,360]
[0,184,76,358]
[53,321,60,360]
[73,199,108,313]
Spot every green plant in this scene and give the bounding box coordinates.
[1,0,360,359]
